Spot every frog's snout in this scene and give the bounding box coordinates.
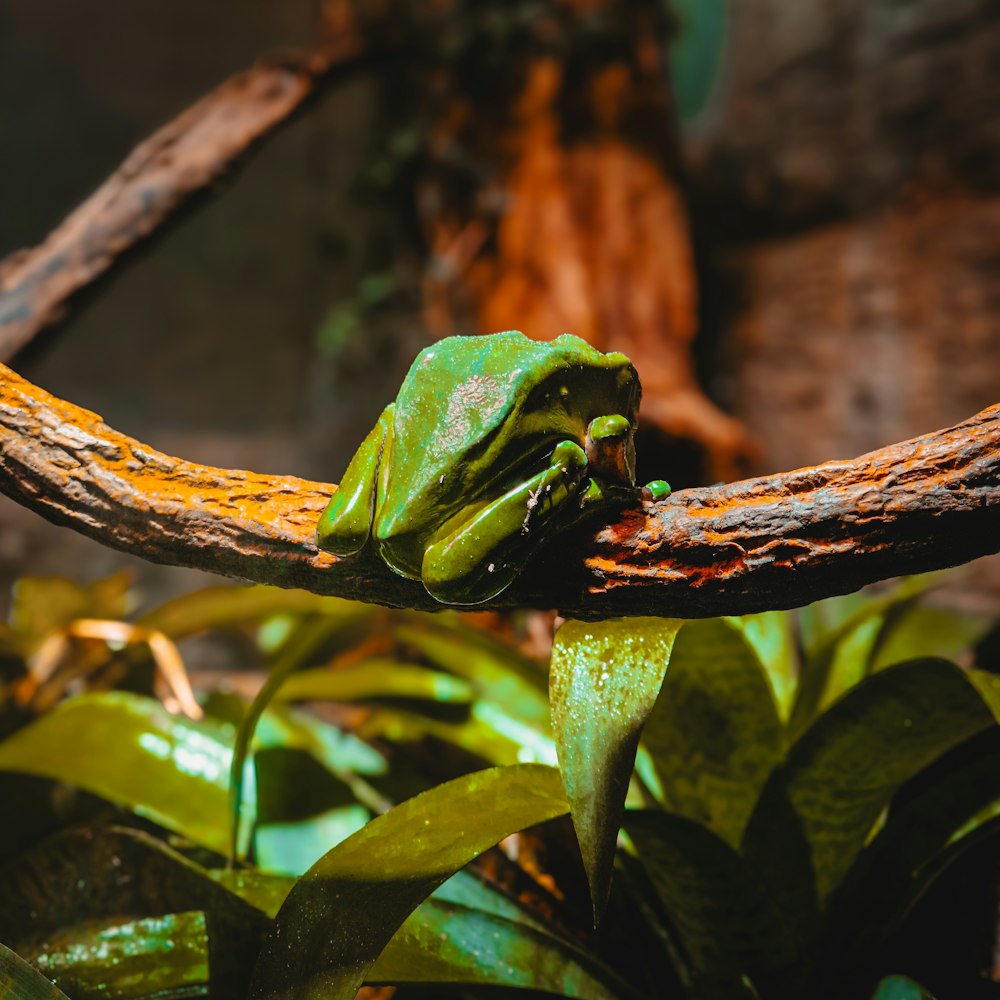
[585,414,635,485]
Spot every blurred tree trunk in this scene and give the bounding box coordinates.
[678,0,1000,603]
[358,0,756,487]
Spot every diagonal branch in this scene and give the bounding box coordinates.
[0,363,997,619]
[0,29,365,361]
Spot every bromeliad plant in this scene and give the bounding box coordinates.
[0,574,997,999]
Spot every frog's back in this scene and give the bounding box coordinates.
[376,330,636,576]
[392,330,629,480]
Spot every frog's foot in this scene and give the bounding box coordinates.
[585,414,635,485]
[316,404,394,556]
[421,440,588,605]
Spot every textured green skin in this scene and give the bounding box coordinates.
[316,330,641,604]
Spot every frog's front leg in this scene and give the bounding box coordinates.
[421,440,589,604]
[316,404,394,556]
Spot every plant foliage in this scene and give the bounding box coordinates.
[0,573,996,998]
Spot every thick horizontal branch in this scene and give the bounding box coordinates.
[0,29,364,361]
[0,363,998,619]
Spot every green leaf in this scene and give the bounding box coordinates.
[254,804,371,875]
[248,763,569,1000]
[870,605,992,673]
[667,0,727,120]
[276,659,473,705]
[742,659,1000,957]
[643,619,785,848]
[791,608,886,739]
[550,617,683,922]
[624,810,795,998]
[726,611,799,722]
[871,975,937,1000]
[21,912,210,1000]
[0,692,250,855]
[230,612,371,860]
[395,618,551,728]
[0,825,270,998]
[136,584,370,638]
[0,941,71,1000]
[791,578,938,735]
[372,897,638,998]
[829,728,1000,967]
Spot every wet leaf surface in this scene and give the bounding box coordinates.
[624,810,795,999]
[0,692,246,855]
[0,940,71,999]
[643,619,785,848]
[742,659,1000,963]
[0,826,269,999]
[373,897,639,999]
[550,617,682,922]
[249,764,570,1000]
[21,911,210,1000]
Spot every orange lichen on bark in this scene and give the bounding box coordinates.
[2,364,998,619]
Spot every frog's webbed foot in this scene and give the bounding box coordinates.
[421,440,589,604]
[316,404,394,556]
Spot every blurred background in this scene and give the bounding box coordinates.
[1,0,997,610]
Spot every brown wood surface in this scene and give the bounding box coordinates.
[1,363,996,619]
[0,30,364,362]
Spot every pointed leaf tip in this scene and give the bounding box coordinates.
[550,617,683,922]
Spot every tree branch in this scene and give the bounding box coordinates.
[0,29,365,361]
[0,363,997,619]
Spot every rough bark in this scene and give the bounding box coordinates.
[1,364,997,620]
[0,27,364,362]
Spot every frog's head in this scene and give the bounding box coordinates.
[375,331,641,600]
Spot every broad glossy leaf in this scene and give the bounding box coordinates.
[136,584,370,638]
[372,898,638,999]
[276,660,473,705]
[726,611,799,722]
[254,804,371,875]
[871,975,936,1000]
[249,763,569,1000]
[668,0,726,120]
[230,613,371,860]
[829,728,1000,966]
[550,617,683,921]
[355,704,533,765]
[0,692,251,855]
[742,659,1000,947]
[791,608,886,739]
[624,810,796,998]
[870,605,992,673]
[791,579,936,736]
[395,619,551,728]
[0,941,71,1000]
[22,911,210,1000]
[643,619,785,848]
[0,826,269,998]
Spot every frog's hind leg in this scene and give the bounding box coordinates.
[316,404,394,556]
[421,440,588,605]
